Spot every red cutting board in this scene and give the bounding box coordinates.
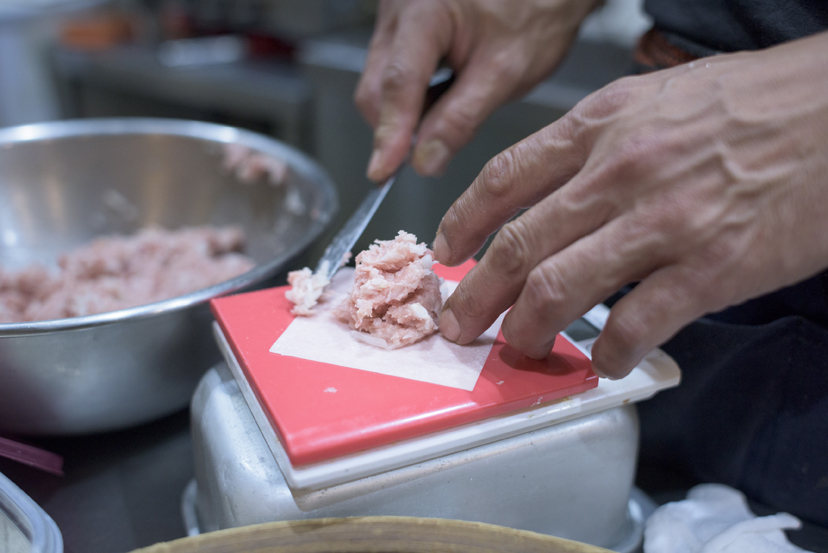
[211,261,597,466]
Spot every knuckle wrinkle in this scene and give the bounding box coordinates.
[525,267,565,314]
[480,150,516,200]
[489,221,531,279]
[381,60,410,92]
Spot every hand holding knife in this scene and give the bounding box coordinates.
[312,70,457,284]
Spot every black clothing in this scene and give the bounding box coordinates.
[644,0,828,53]
[633,0,828,528]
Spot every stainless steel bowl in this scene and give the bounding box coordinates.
[0,118,337,435]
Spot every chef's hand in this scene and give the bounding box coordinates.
[355,0,599,182]
[433,31,828,379]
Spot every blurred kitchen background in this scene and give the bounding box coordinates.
[1,0,650,260]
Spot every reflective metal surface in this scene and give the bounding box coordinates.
[0,118,337,434]
[189,364,644,552]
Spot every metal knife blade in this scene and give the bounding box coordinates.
[313,70,456,283]
[313,170,397,281]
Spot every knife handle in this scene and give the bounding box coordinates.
[423,69,456,115]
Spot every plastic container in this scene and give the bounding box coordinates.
[0,471,63,553]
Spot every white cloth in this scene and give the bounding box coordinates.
[644,484,812,553]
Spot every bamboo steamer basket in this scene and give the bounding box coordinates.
[131,517,613,553]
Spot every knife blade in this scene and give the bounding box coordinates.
[313,69,456,283]
[313,171,397,281]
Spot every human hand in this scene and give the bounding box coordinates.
[433,32,828,379]
[355,0,599,182]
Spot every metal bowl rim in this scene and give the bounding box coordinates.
[0,117,338,336]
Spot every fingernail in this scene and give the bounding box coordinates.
[367,149,383,180]
[591,360,622,380]
[432,232,450,265]
[591,362,609,379]
[412,139,450,176]
[439,308,461,342]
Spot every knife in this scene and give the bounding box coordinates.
[313,69,456,283]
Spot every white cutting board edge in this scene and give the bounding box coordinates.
[214,302,681,492]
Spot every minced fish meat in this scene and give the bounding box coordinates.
[335,231,443,349]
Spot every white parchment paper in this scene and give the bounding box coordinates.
[270,269,503,391]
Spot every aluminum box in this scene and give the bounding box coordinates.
[187,362,651,552]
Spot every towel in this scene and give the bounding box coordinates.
[644,484,812,553]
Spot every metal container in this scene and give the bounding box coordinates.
[0,118,337,435]
[186,363,649,553]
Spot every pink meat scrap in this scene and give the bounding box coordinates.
[285,266,330,316]
[336,231,443,349]
[285,252,351,316]
[222,143,289,186]
[0,226,255,323]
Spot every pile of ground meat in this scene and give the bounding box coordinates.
[334,231,443,349]
[0,226,255,323]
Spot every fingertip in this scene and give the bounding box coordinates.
[590,337,637,380]
[412,138,451,176]
[522,343,555,361]
[366,149,384,181]
[438,307,460,342]
[501,314,556,360]
[535,334,558,360]
[432,232,451,266]
[590,362,609,379]
[590,355,623,380]
[367,139,408,182]
[590,358,623,380]
[369,112,420,182]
